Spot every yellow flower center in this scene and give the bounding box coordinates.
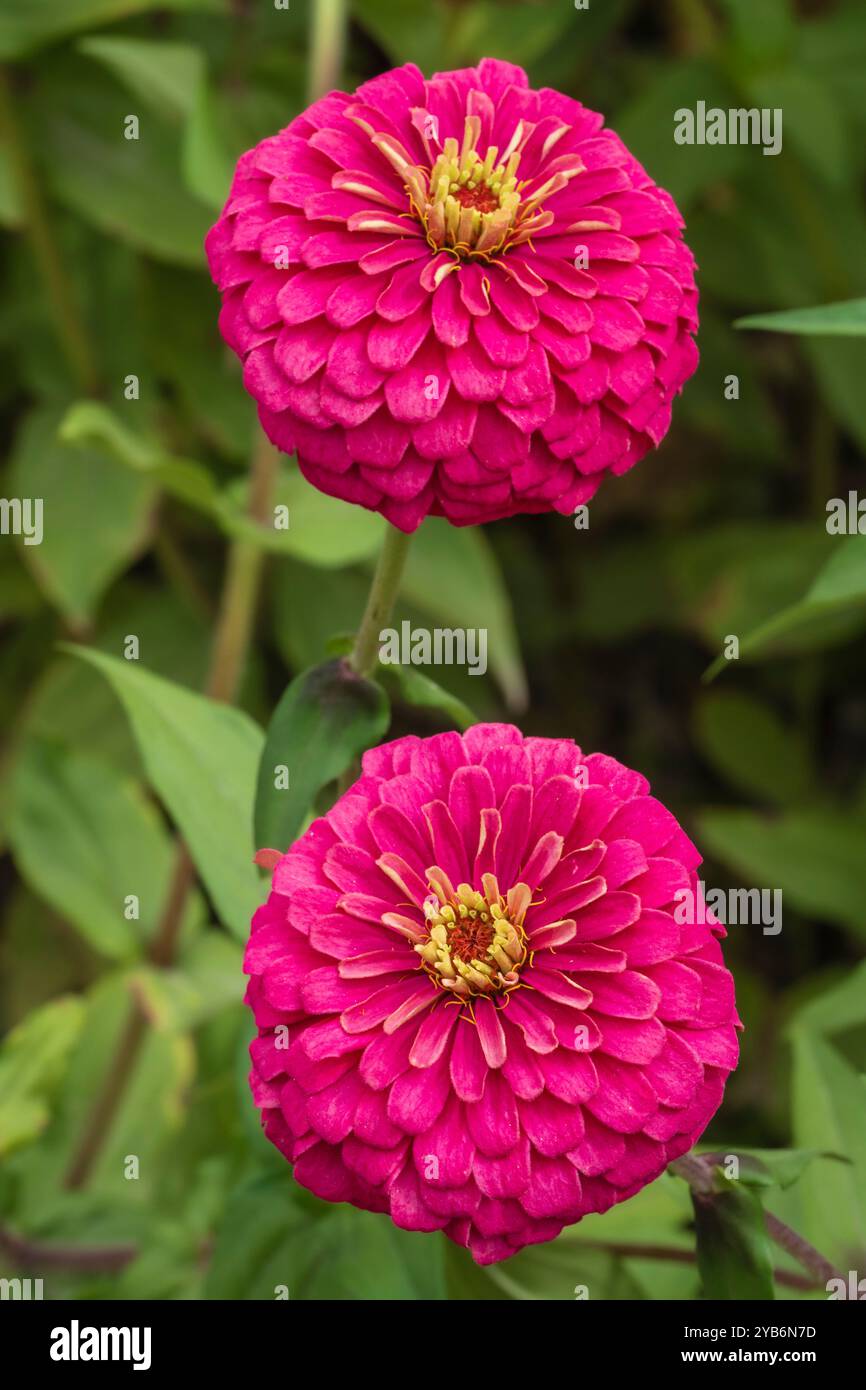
[367,114,582,263]
[418,133,524,259]
[415,869,530,998]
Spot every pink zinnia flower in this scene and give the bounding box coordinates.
[207,60,698,531]
[245,725,739,1265]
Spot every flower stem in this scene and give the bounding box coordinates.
[204,432,279,702]
[348,523,413,679]
[63,435,278,1190]
[308,0,348,103]
[556,1239,820,1293]
[0,1226,138,1275]
[764,1210,843,1290]
[0,66,100,395]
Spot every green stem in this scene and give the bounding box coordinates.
[205,433,279,701]
[63,435,278,1191]
[308,0,348,103]
[348,523,413,679]
[0,66,100,395]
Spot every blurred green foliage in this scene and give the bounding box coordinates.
[0,0,865,1301]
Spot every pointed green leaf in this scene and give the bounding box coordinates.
[61,647,263,939]
[704,535,866,677]
[736,297,866,336]
[255,658,389,852]
[377,662,475,731]
[716,1148,844,1191]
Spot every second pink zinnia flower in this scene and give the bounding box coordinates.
[207,59,699,531]
[245,725,739,1265]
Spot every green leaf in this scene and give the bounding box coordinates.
[664,523,833,652]
[254,659,389,851]
[0,997,85,1157]
[75,35,234,210]
[748,70,849,184]
[352,0,447,69]
[447,1235,644,1301]
[138,265,255,460]
[183,77,236,209]
[205,1172,446,1300]
[271,559,370,669]
[354,0,585,71]
[399,519,527,710]
[810,533,866,604]
[24,585,212,778]
[7,737,202,961]
[58,437,388,559]
[377,662,476,731]
[0,887,94,1023]
[0,0,222,60]
[793,960,866,1036]
[704,535,866,676]
[60,400,220,516]
[799,6,866,135]
[693,690,814,805]
[716,1148,839,1191]
[692,1175,776,1300]
[789,1031,866,1262]
[221,469,386,567]
[696,807,866,940]
[77,36,203,121]
[736,297,866,336]
[9,408,154,627]
[36,61,212,268]
[806,337,866,453]
[61,647,264,939]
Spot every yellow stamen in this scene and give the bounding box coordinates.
[413,876,531,1000]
